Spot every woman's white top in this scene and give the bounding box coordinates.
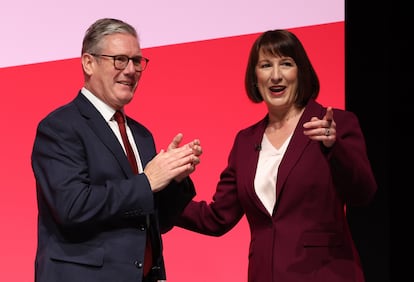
[254,133,292,215]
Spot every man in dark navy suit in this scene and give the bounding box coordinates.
[31,18,202,282]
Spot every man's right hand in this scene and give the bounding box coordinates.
[144,133,202,192]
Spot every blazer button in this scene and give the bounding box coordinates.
[134,260,143,269]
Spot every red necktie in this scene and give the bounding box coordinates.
[113,110,153,276]
[113,111,138,174]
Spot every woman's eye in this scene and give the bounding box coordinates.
[260,63,271,68]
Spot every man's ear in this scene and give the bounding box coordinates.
[81,53,95,76]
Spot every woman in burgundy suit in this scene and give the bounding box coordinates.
[176,29,377,282]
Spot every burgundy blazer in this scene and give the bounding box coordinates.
[177,99,377,282]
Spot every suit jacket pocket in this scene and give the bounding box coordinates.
[302,231,343,247]
[49,241,104,267]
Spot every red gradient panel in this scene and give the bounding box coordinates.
[0,22,343,282]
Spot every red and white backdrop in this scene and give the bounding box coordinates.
[0,1,343,281]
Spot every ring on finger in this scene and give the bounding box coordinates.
[325,128,330,136]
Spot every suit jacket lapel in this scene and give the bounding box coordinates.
[275,100,324,206]
[73,92,134,176]
[239,116,268,213]
[127,120,154,167]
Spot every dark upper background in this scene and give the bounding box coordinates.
[345,1,390,282]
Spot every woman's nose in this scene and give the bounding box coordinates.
[270,68,282,82]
